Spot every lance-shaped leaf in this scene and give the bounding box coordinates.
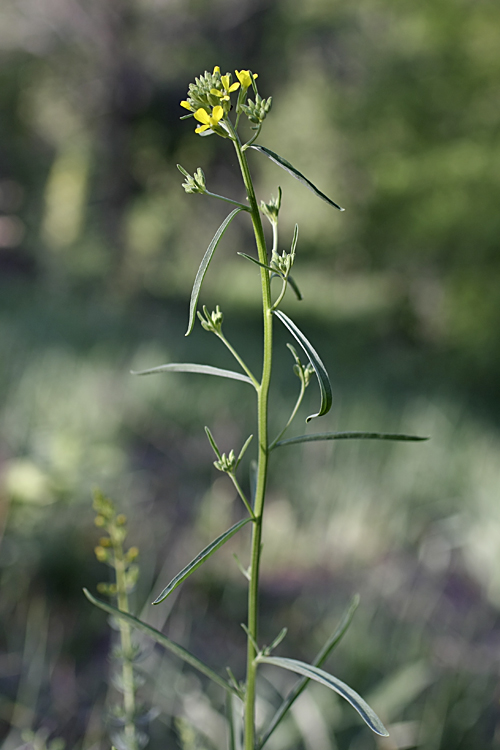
[131,362,253,386]
[83,589,237,695]
[273,310,332,422]
[153,518,252,604]
[251,145,344,211]
[237,252,275,274]
[257,656,388,737]
[186,207,244,336]
[274,431,429,449]
[258,596,359,749]
[287,275,303,301]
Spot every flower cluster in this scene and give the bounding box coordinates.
[180,66,260,135]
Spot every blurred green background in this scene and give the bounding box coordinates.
[1,0,500,748]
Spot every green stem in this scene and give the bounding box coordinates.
[229,472,256,519]
[205,190,250,211]
[114,545,137,750]
[216,331,259,389]
[269,379,306,451]
[271,278,289,311]
[242,122,263,152]
[229,119,273,750]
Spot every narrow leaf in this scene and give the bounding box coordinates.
[274,431,429,449]
[257,656,388,737]
[287,275,303,301]
[131,362,253,386]
[273,310,332,422]
[186,207,244,336]
[236,434,254,467]
[83,589,236,695]
[237,252,276,275]
[153,518,252,604]
[258,596,359,749]
[290,223,299,255]
[205,426,222,459]
[251,145,344,211]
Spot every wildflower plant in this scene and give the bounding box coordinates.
[92,491,146,750]
[85,66,427,749]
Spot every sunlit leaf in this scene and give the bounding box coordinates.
[273,310,332,421]
[153,518,252,604]
[83,589,237,695]
[251,145,344,211]
[257,656,388,737]
[131,362,253,386]
[274,431,429,449]
[186,207,244,336]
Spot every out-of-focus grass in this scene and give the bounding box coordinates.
[1,283,500,748]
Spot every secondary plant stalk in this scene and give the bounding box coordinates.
[115,547,138,750]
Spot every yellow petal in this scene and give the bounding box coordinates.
[195,124,210,133]
[235,70,249,88]
[213,65,220,74]
[210,89,224,97]
[211,105,224,122]
[194,108,211,124]
[221,75,231,90]
[180,100,193,110]
[228,82,240,92]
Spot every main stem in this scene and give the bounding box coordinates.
[231,127,273,750]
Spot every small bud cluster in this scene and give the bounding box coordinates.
[198,304,224,335]
[288,344,315,388]
[240,94,272,125]
[178,165,206,194]
[214,450,236,473]
[184,69,224,114]
[272,248,295,278]
[260,188,282,226]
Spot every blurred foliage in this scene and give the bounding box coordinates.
[1,0,500,748]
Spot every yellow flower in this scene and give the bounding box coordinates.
[235,70,258,89]
[194,105,224,134]
[210,74,240,103]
